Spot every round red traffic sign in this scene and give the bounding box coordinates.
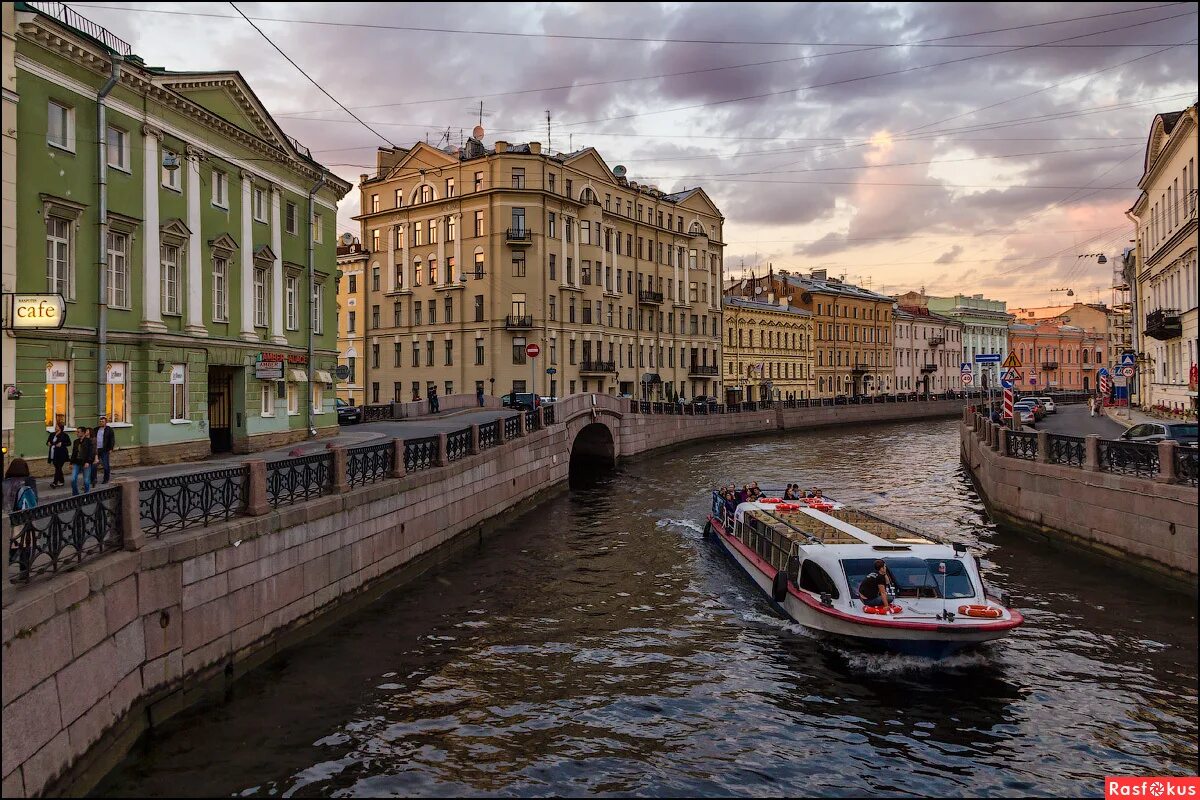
[525,343,541,358]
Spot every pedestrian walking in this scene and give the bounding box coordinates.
[70,426,96,496]
[428,384,440,414]
[4,458,39,512]
[45,423,71,488]
[93,415,117,484]
[476,384,485,408]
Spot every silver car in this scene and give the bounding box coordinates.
[1120,422,1198,447]
[1032,396,1057,414]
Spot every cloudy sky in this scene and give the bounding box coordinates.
[71,2,1198,306]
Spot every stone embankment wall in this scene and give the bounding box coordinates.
[2,395,966,798]
[959,413,1197,585]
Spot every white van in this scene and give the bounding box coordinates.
[1033,396,1057,414]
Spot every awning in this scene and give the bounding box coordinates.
[314,370,333,384]
[289,369,309,382]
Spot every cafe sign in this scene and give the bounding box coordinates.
[3,293,67,330]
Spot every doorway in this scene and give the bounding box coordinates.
[208,367,234,453]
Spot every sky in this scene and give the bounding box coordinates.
[65,1,1199,307]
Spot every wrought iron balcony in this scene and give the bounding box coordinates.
[580,360,616,373]
[689,364,719,376]
[505,315,534,330]
[1144,308,1182,340]
[851,362,870,373]
[638,289,664,305]
[1041,361,1059,371]
[920,363,938,373]
[505,228,532,246]
[928,335,945,346]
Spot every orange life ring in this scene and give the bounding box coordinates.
[811,503,833,512]
[760,497,783,504]
[776,503,800,511]
[863,604,903,615]
[957,604,1003,619]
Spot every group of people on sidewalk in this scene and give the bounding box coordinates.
[3,417,118,512]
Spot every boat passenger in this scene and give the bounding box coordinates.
[749,482,762,500]
[857,559,896,608]
[810,487,823,499]
[736,485,749,503]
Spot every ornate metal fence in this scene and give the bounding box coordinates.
[363,404,393,422]
[504,415,521,439]
[446,428,472,462]
[1005,430,1038,461]
[267,453,332,508]
[1175,447,1198,486]
[478,420,500,450]
[404,436,439,472]
[8,487,122,582]
[525,409,539,431]
[1047,434,1086,467]
[543,405,556,424]
[346,442,393,487]
[1098,440,1159,478]
[139,467,247,537]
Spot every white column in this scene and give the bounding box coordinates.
[239,171,257,340]
[437,215,447,285]
[673,254,680,303]
[385,224,395,292]
[402,222,411,290]
[140,125,166,332]
[683,244,690,305]
[572,223,580,287]
[184,145,206,336]
[270,184,285,343]
[560,212,567,285]
[452,213,461,284]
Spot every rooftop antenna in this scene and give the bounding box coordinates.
[477,100,484,128]
[546,110,552,152]
[569,133,573,152]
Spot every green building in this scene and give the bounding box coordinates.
[7,3,351,473]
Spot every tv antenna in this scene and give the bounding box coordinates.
[546,110,552,152]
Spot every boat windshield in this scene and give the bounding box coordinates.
[841,557,975,600]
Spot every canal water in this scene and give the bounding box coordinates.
[99,419,1198,797]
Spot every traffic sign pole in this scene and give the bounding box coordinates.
[525,343,541,397]
[1003,387,1013,422]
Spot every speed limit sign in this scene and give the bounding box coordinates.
[960,373,973,385]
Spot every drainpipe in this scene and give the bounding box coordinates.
[97,55,122,417]
[306,171,326,438]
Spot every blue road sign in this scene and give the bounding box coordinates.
[1098,366,1110,378]
[1001,379,1014,389]
[1120,352,1136,367]
[960,361,972,373]
[974,353,1002,363]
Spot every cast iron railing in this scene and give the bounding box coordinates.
[479,420,500,449]
[1175,447,1198,486]
[525,409,540,431]
[1005,430,1038,460]
[543,405,555,424]
[404,436,439,472]
[1098,440,1159,478]
[446,428,472,462]
[139,467,247,536]
[505,315,534,329]
[1047,434,1086,467]
[267,453,332,508]
[504,415,521,439]
[363,404,393,422]
[347,442,393,487]
[8,486,121,582]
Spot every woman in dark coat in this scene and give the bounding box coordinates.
[70,426,96,496]
[46,423,71,488]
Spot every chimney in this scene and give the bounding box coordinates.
[495,141,509,153]
[767,292,775,303]
[811,268,827,280]
[529,142,541,155]
[778,296,788,309]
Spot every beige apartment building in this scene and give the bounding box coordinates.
[892,304,965,395]
[352,137,725,403]
[335,235,369,405]
[722,293,815,403]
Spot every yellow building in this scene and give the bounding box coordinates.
[722,294,815,402]
[335,234,368,405]
[353,137,725,402]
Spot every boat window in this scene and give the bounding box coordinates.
[924,559,975,599]
[799,560,839,599]
[841,557,975,599]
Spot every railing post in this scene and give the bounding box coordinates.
[1084,434,1101,472]
[517,411,527,436]
[435,432,448,467]
[330,445,349,493]
[469,424,481,455]
[991,423,1002,451]
[245,460,270,516]
[497,418,507,444]
[997,426,1008,455]
[118,477,144,551]
[1156,440,1178,484]
[390,438,406,478]
[1036,430,1050,464]
[536,407,545,428]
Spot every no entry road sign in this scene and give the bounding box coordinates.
[525,343,541,359]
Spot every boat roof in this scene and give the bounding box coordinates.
[735,500,958,556]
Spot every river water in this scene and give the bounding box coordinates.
[99,419,1198,797]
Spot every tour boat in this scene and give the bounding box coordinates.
[704,491,1024,658]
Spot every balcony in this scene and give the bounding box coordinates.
[638,290,664,305]
[1041,361,1059,371]
[851,362,870,373]
[1082,363,1094,370]
[505,315,534,330]
[689,364,719,376]
[928,336,945,346]
[920,363,938,373]
[580,360,616,374]
[505,228,532,246]
[1144,308,1182,340]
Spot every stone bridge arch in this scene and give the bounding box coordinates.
[558,395,624,486]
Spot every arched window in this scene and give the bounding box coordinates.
[580,187,594,204]
[419,184,433,204]
[689,221,704,235]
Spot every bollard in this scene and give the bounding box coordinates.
[245,460,270,515]
[469,424,481,456]
[1036,430,1050,464]
[330,445,349,493]
[389,438,406,479]
[118,477,144,551]
[435,432,448,467]
[1084,434,1101,471]
[1156,440,1178,484]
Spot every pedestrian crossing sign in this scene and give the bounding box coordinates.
[1120,352,1136,367]
[1002,351,1022,369]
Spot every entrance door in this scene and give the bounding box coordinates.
[208,367,233,453]
[1083,376,1090,392]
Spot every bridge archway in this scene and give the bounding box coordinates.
[569,422,617,487]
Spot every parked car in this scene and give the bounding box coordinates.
[1032,396,1057,414]
[336,397,362,425]
[1012,404,1037,426]
[540,396,559,405]
[1019,398,1047,420]
[501,392,540,411]
[689,395,719,407]
[1119,422,1198,447]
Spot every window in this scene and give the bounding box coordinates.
[512,168,525,189]
[475,341,485,365]
[548,213,556,239]
[44,360,70,429]
[444,295,453,323]
[254,267,268,327]
[581,222,591,246]
[162,148,181,190]
[312,212,323,243]
[549,254,557,281]
[161,244,180,315]
[445,340,453,366]
[253,187,267,222]
[474,171,484,191]
[170,364,188,421]
[474,294,484,322]
[429,258,438,285]
[371,343,380,369]
[512,252,526,277]
[286,275,299,330]
[474,210,484,237]
[285,201,297,235]
[429,297,437,324]
[371,303,380,329]
[412,343,420,367]
[313,283,325,335]
[447,215,456,241]
[395,189,403,208]
[446,177,455,197]
[371,194,380,213]
[474,252,484,279]
[260,383,274,417]
[394,341,402,367]
[513,336,527,364]
[47,100,74,150]
[414,221,424,246]
[512,293,527,318]
[212,170,228,207]
[565,179,573,197]
[419,184,433,203]
[45,215,71,297]
[106,126,129,171]
[106,231,129,308]
[512,207,526,234]
[287,382,299,415]
[413,303,421,325]
[428,218,438,244]
[213,256,229,321]
[426,340,434,366]
[104,361,128,424]
[549,295,556,321]
[372,265,380,291]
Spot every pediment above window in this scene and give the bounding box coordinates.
[208,232,239,258]
[253,244,277,263]
[161,218,191,246]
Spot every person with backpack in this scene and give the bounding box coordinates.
[70,426,96,496]
[4,458,38,512]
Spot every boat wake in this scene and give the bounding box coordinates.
[831,647,994,673]
[656,518,706,540]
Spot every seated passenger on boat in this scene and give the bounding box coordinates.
[783,484,800,500]
[857,559,896,608]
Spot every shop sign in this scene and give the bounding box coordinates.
[45,360,69,384]
[257,351,308,365]
[105,362,125,384]
[169,364,186,385]
[255,361,285,380]
[4,294,67,330]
